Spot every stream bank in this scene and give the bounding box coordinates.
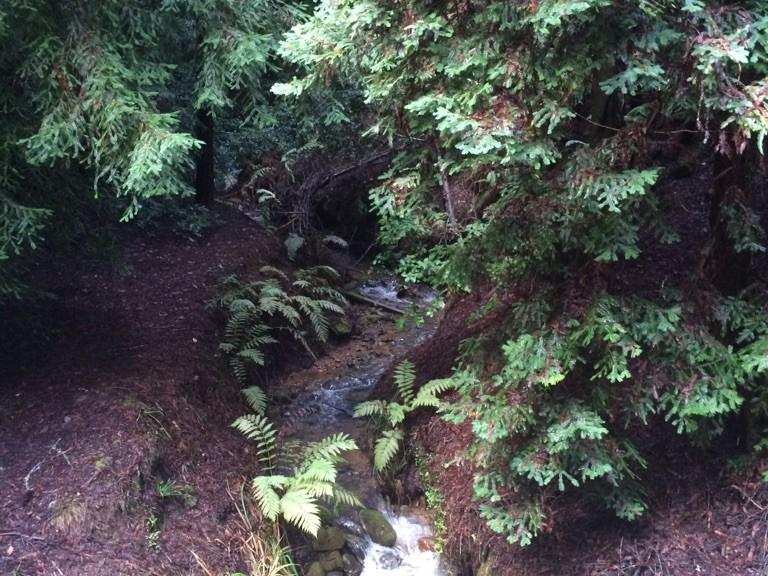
[267,276,456,576]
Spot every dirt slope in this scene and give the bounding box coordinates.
[0,208,279,576]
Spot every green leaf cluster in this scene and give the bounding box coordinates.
[212,265,347,384]
[354,360,455,472]
[233,391,360,536]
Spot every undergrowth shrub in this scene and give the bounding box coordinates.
[434,293,768,546]
[212,265,347,384]
[278,0,768,548]
[354,360,454,472]
[233,388,360,536]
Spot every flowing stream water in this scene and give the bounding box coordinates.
[280,277,452,576]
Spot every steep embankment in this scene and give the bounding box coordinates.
[394,172,768,576]
[0,208,279,575]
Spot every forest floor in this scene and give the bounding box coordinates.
[0,205,416,576]
[0,207,280,575]
[2,193,768,576]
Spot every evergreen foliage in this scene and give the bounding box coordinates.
[281,0,768,546]
[0,0,299,300]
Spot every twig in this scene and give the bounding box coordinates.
[343,290,406,315]
[0,531,45,541]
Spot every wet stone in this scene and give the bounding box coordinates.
[379,550,402,570]
[343,534,369,562]
[359,509,397,547]
[313,526,347,552]
[307,561,325,576]
[342,552,363,576]
[319,550,344,572]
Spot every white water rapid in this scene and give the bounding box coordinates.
[360,511,444,576]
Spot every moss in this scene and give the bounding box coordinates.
[413,445,447,553]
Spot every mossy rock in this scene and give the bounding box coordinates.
[312,526,347,552]
[331,318,352,339]
[319,550,344,572]
[359,509,397,547]
[342,552,363,576]
[306,561,325,576]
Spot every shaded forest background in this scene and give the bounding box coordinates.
[2,1,768,575]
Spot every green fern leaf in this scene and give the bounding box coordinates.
[259,266,290,281]
[304,433,358,462]
[387,402,407,425]
[252,475,287,521]
[280,488,321,535]
[232,414,277,467]
[374,429,403,472]
[332,485,363,507]
[300,457,338,483]
[238,348,266,366]
[242,386,268,415]
[412,378,456,408]
[298,479,335,499]
[353,400,387,418]
[394,360,416,404]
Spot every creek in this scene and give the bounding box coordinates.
[278,276,453,576]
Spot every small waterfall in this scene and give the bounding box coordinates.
[279,276,451,576]
[361,511,443,576]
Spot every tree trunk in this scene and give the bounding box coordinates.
[701,152,752,294]
[194,108,215,206]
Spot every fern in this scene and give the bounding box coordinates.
[279,488,321,535]
[413,379,455,408]
[374,429,403,472]
[353,399,388,418]
[355,361,455,472]
[232,413,277,469]
[242,386,268,415]
[252,475,288,521]
[213,265,347,386]
[393,360,416,404]
[235,398,360,536]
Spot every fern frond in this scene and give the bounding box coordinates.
[353,400,388,418]
[232,414,277,467]
[280,488,321,536]
[387,402,407,426]
[238,348,267,367]
[310,286,347,305]
[374,429,403,472]
[298,479,335,499]
[230,356,249,384]
[260,296,302,327]
[332,485,362,508]
[305,265,340,280]
[412,378,456,408]
[252,475,287,521]
[259,266,290,281]
[245,332,277,349]
[299,458,338,483]
[242,386,268,415]
[314,299,345,315]
[394,360,416,404]
[303,433,358,462]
